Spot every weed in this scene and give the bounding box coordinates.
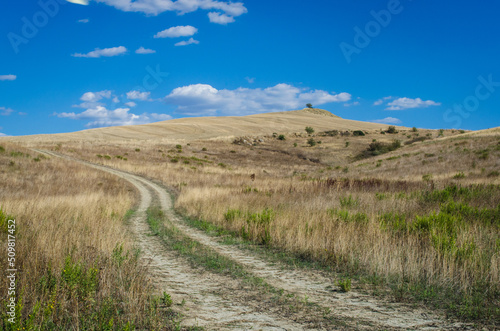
[453,172,466,179]
[337,278,352,292]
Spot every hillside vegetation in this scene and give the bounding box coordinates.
[1,110,499,328]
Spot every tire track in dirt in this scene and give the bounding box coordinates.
[35,150,468,330]
[33,150,308,330]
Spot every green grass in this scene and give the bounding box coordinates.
[146,207,351,328]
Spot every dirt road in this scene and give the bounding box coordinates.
[35,149,467,330]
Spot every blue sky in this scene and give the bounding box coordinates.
[1,0,500,136]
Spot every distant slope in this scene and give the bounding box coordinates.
[5,108,398,143]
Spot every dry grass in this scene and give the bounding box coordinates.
[0,143,172,329]
[3,115,500,324]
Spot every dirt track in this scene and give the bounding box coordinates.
[34,149,468,330]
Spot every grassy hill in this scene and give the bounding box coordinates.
[3,108,395,143]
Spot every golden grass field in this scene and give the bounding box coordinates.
[1,108,499,329]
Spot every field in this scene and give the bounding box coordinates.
[1,109,499,329]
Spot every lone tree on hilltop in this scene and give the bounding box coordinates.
[306,103,313,108]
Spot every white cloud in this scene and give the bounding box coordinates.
[0,75,16,81]
[0,107,14,116]
[208,12,235,24]
[135,46,156,54]
[72,46,127,58]
[94,0,247,18]
[165,83,351,116]
[78,18,89,23]
[18,112,27,116]
[386,97,441,110]
[372,117,402,125]
[125,101,137,107]
[126,90,151,101]
[373,96,393,106]
[175,38,200,46]
[0,133,8,137]
[245,77,255,84]
[154,25,197,38]
[73,90,114,109]
[58,106,172,128]
[81,90,112,102]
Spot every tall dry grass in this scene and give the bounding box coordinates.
[25,131,500,322]
[0,143,170,329]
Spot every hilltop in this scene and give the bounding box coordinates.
[4,108,393,143]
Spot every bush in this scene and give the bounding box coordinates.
[307,138,316,147]
[278,134,286,141]
[412,127,418,132]
[0,145,5,153]
[386,126,398,134]
[202,147,207,151]
[353,130,365,136]
[305,127,315,135]
[357,139,401,158]
[453,172,466,179]
[345,141,350,148]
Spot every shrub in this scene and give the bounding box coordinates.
[202,147,207,151]
[278,134,286,141]
[412,127,418,132]
[353,130,365,136]
[305,126,315,135]
[386,126,398,134]
[170,158,179,163]
[307,138,316,147]
[345,141,350,148]
[438,129,445,137]
[293,143,297,147]
[453,172,466,179]
[135,148,140,152]
[358,140,401,158]
[175,144,182,149]
[0,145,5,153]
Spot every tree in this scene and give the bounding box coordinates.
[305,126,315,135]
[307,138,316,147]
[306,103,313,108]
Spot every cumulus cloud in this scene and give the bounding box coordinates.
[165,83,351,116]
[58,106,172,128]
[208,12,235,24]
[126,90,151,101]
[72,90,114,109]
[94,0,247,18]
[175,38,199,46]
[154,25,197,38]
[125,101,137,107]
[386,97,441,110]
[72,46,127,58]
[0,75,16,81]
[371,117,402,125]
[135,46,156,54]
[0,107,14,116]
[78,18,89,23]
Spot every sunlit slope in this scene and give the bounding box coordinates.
[6,108,397,143]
